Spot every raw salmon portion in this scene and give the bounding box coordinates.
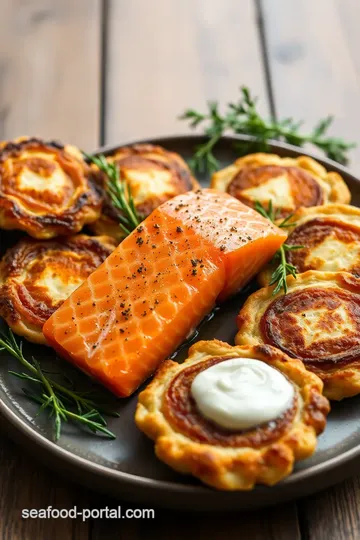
[43,189,285,397]
[44,210,225,396]
[162,189,287,300]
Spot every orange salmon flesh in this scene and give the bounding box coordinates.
[43,189,286,397]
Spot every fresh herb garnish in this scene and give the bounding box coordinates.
[0,329,119,441]
[180,86,356,174]
[84,153,142,236]
[254,201,303,295]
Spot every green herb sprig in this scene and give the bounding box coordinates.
[85,153,142,236]
[254,201,303,295]
[0,329,119,441]
[180,86,356,174]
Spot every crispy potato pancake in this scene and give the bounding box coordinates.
[0,137,103,239]
[90,144,199,241]
[0,234,116,344]
[211,153,350,217]
[259,204,360,286]
[136,340,329,490]
[236,270,360,400]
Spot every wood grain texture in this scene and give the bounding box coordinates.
[3,0,360,537]
[103,0,269,145]
[0,0,101,150]
[298,478,360,540]
[91,500,300,540]
[260,0,360,171]
[0,420,89,540]
[335,0,360,76]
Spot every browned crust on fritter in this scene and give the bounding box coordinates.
[0,137,103,239]
[135,340,329,490]
[237,271,360,400]
[258,204,360,287]
[211,153,351,215]
[0,234,116,344]
[90,144,199,241]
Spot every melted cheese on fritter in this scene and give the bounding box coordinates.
[124,169,177,204]
[211,153,350,218]
[241,174,293,208]
[22,260,85,304]
[293,304,354,347]
[12,151,73,211]
[306,236,360,272]
[13,249,97,308]
[19,167,57,192]
[18,160,70,197]
[90,144,198,241]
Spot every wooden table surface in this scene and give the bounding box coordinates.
[1,0,360,538]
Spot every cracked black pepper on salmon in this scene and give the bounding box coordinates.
[43,189,286,397]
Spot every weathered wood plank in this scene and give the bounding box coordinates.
[260,0,360,171]
[91,500,300,540]
[0,420,90,540]
[103,0,269,145]
[0,0,101,150]
[297,478,360,540]
[335,0,360,77]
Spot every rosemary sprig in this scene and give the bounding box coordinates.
[180,86,356,174]
[254,201,303,295]
[0,329,119,441]
[84,153,142,236]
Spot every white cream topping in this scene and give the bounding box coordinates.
[191,358,294,431]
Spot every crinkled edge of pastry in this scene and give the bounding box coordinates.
[135,339,329,490]
[0,234,116,345]
[236,270,360,400]
[211,153,351,206]
[0,137,103,239]
[258,204,360,287]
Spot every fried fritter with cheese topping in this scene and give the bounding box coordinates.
[90,144,199,241]
[0,234,116,344]
[136,340,329,490]
[236,271,360,400]
[211,153,350,217]
[259,204,360,286]
[0,137,103,239]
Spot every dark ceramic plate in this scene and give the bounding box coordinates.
[1,135,360,511]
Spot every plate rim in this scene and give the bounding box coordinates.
[2,133,360,509]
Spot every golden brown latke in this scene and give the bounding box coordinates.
[0,137,103,239]
[90,144,199,241]
[258,204,360,287]
[237,271,360,400]
[136,340,329,490]
[211,153,350,217]
[0,234,116,344]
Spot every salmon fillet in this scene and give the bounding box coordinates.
[162,189,287,299]
[43,189,286,397]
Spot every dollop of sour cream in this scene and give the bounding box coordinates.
[191,358,294,431]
